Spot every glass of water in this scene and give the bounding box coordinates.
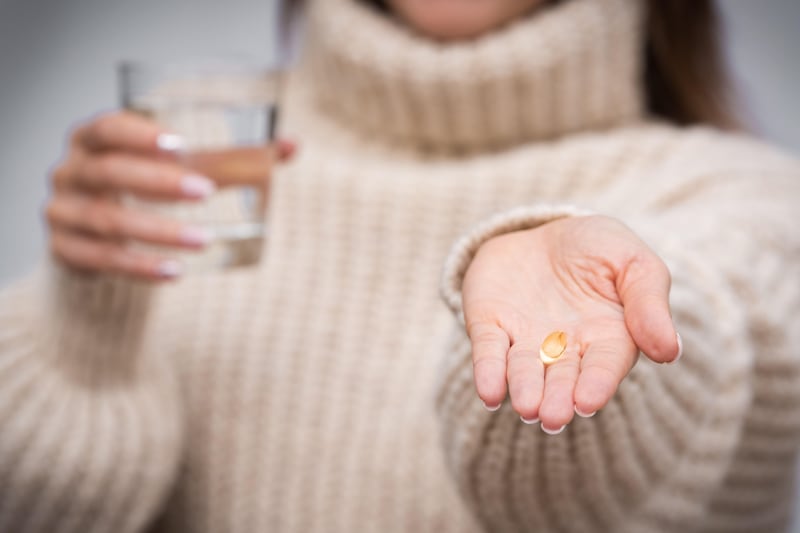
[118,58,284,272]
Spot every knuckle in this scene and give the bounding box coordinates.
[544,372,576,389]
[68,128,82,147]
[50,234,82,269]
[468,326,500,344]
[640,248,669,277]
[49,232,65,257]
[93,113,118,140]
[506,345,531,362]
[585,361,619,384]
[472,355,505,373]
[506,339,538,361]
[470,330,503,348]
[69,121,90,146]
[467,320,501,341]
[51,164,71,188]
[44,201,60,226]
[50,246,71,268]
[545,359,579,378]
[93,154,119,182]
[87,204,122,237]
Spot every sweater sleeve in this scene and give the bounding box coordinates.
[435,160,800,531]
[0,264,184,533]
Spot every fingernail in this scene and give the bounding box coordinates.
[542,424,566,436]
[667,332,683,364]
[157,133,186,152]
[520,415,540,425]
[181,226,214,247]
[482,401,502,412]
[574,406,596,418]
[157,260,183,279]
[181,174,216,199]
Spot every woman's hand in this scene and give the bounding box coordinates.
[461,215,681,433]
[46,111,294,281]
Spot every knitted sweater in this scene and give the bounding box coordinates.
[2,0,800,532]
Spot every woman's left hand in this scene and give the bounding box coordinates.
[461,215,681,433]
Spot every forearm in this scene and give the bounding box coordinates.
[436,275,752,532]
[435,182,800,530]
[0,264,183,533]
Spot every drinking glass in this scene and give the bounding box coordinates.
[118,58,284,272]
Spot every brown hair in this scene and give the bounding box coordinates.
[281,0,739,130]
[644,0,738,129]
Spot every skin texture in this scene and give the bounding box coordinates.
[386,0,545,40]
[462,216,681,432]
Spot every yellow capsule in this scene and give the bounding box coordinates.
[540,331,567,366]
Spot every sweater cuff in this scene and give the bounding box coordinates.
[40,261,155,385]
[0,264,183,533]
[49,262,153,319]
[439,204,594,319]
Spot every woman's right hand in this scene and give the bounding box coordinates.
[46,111,293,281]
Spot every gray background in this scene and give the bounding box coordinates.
[0,0,799,529]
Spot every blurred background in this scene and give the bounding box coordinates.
[0,0,281,285]
[0,0,798,529]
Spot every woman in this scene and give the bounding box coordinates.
[1,0,798,531]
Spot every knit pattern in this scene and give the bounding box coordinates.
[436,133,800,532]
[306,0,644,153]
[1,0,800,532]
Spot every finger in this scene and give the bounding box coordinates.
[73,152,215,200]
[50,229,182,281]
[72,111,172,154]
[467,320,510,409]
[617,253,680,363]
[506,337,545,422]
[538,342,581,434]
[573,337,638,417]
[276,139,297,161]
[46,194,212,249]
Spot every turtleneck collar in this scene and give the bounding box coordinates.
[302,0,645,153]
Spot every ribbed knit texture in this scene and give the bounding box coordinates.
[307,0,643,153]
[2,0,800,532]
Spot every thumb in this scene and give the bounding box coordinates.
[617,253,681,363]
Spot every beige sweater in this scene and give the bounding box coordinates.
[2,0,800,532]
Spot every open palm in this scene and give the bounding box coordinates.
[461,215,681,433]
